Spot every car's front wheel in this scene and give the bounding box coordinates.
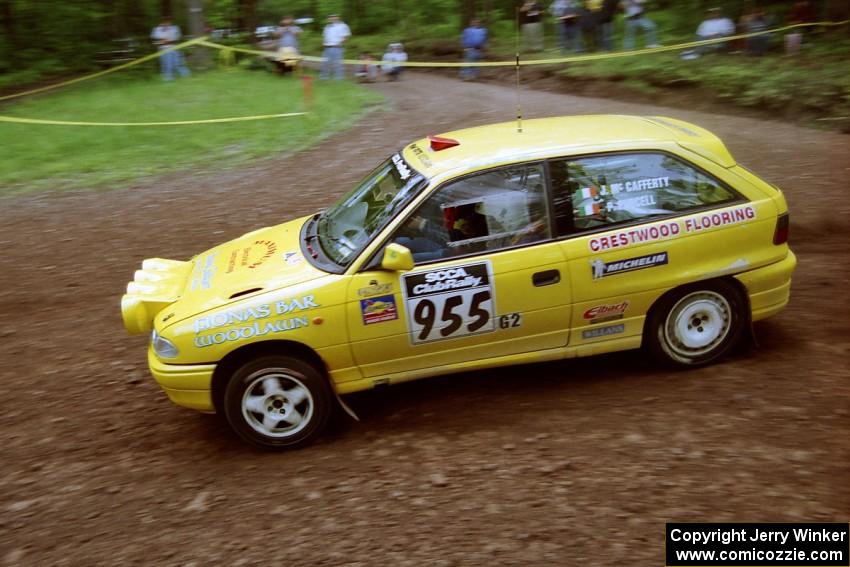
[223,355,332,449]
[647,280,746,367]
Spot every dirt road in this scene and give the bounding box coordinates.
[1,73,848,566]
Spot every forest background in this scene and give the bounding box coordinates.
[1,0,849,134]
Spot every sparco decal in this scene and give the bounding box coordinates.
[587,205,756,253]
[583,301,629,323]
[591,253,668,280]
[408,143,433,168]
[401,261,496,344]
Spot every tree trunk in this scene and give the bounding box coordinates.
[187,0,209,67]
[460,0,476,31]
[310,0,319,31]
[0,0,16,65]
[238,0,258,43]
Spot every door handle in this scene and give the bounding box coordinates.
[532,269,560,287]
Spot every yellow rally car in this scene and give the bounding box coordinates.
[121,115,796,449]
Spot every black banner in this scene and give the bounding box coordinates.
[666,523,849,566]
[402,262,490,298]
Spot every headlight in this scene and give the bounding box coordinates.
[151,330,180,359]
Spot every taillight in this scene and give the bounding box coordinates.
[773,212,789,245]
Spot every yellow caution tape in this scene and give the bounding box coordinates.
[0,19,845,127]
[0,111,307,127]
[199,20,848,68]
[0,37,208,102]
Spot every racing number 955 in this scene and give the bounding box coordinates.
[413,290,491,341]
[402,261,497,344]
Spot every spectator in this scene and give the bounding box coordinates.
[460,18,488,81]
[742,7,772,56]
[697,7,735,45]
[320,14,351,80]
[151,16,190,81]
[550,0,569,52]
[381,43,407,81]
[562,1,585,52]
[277,16,302,51]
[681,7,735,59]
[622,0,659,50]
[582,0,602,52]
[519,1,545,52]
[355,53,378,82]
[785,0,814,55]
[273,15,302,74]
[597,0,619,51]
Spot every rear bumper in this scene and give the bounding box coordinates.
[735,251,797,322]
[148,348,216,412]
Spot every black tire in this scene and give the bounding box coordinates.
[223,355,332,449]
[646,280,746,368]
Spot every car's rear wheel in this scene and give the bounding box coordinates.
[647,280,745,367]
[223,355,332,449]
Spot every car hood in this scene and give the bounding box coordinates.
[122,215,326,334]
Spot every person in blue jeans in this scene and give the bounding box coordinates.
[151,17,190,81]
[623,0,659,50]
[460,18,487,81]
[320,14,351,80]
[597,0,618,51]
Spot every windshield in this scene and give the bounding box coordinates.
[317,153,424,266]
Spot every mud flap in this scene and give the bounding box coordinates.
[334,391,360,422]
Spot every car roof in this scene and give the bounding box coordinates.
[401,115,736,179]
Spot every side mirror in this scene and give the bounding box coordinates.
[380,243,415,272]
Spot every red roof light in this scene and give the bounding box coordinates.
[428,135,460,151]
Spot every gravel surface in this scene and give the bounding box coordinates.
[1,73,848,566]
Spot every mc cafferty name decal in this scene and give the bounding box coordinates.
[591,252,668,280]
[588,205,756,252]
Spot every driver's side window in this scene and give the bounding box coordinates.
[392,163,551,263]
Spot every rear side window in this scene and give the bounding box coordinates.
[550,152,737,234]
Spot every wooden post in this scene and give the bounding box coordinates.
[301,75,314,112]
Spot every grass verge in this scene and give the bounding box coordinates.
[553,39,850,127]
[0,68,381,194]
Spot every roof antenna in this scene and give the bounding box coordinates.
[515,7,523,133]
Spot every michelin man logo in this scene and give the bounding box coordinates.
[591,259,606,280]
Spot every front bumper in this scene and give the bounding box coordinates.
[148,347,216,412]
